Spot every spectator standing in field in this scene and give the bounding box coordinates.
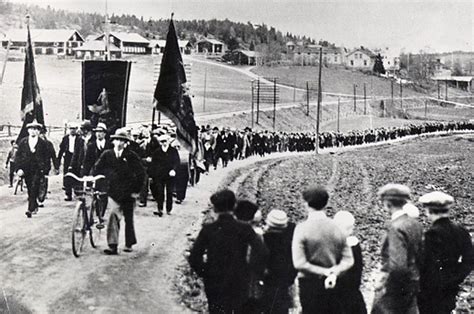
[92,128,145,255]
[15,121,48,218]
[417,191,473,314]
[262,209,297,314]
[148,134,179,217]
[333,210,367,314]
[234,200,269,313]
[58,122,81,201]
[189,190,261,314]
[292,186,354,314]
[5,140,18,188]
[371,184,423,314]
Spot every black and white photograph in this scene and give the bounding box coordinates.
[0,0,472,313]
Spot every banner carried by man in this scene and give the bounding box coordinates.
[153,14,199,155]
[16,16,45,142]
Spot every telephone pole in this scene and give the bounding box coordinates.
[316,47,323,153]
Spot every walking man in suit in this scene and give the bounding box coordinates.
[371,184,424,314]
[148,134,179,217]
[15,121,49,218]
[57,122,81,201]
[418,191,473,314]
[92,128,145,255]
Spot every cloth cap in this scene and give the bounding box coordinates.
[265,210,288,229]
[419,191,454,211]
[26,120,43,129]
[378,184,411,200]
[93,122,107,132]
[110,128,131,142]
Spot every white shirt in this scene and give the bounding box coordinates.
[68,135,76,153]
[96,139,106,150]
[114,148,123,159]
[28,136,38,153]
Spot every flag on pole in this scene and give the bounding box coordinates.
[16,21,45,142]
[153,15,198,155]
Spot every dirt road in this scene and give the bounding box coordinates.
[0,151,306,313]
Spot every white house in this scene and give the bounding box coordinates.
[346,48,375,69]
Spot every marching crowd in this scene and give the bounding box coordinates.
[5,119,473,313]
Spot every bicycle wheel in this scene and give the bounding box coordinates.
[89,198,102,248]
[72,202,87,257]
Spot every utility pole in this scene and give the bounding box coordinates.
[363,83,367,115]
[353,84,357,112]
[273,78,277,130]
[316,47,323,153]
[104,0,110,61]
[251,81,254,129]
[424,99,428,119]
[202,67,207,112]
[400,82,403,109]
[391,80,394,108]
[445,80,448,101]
[256,78,260,124]
[337,97,340,133]
[306,81,309,116]
[293,76,296,103]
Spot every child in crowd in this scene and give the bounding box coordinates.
[333,210,367,314]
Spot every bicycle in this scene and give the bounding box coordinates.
[66,173,106,258]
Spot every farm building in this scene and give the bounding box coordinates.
[223,49,261,65]
[95,32,151,54]
[432,76,474,92]
[286,43,346,66]
[73,40,122,60]
[1,29,84,56]
[346,47,376,69]
[149,39,193,55]
[196,38,225,55]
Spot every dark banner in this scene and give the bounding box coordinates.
[82,60,132,133]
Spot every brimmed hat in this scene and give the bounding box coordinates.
[266,210,288,229]
[80,120,93,132]
[93,122,107,132]
[26,120,43,129]
[158,134,170,142]
[110,128,131,142]
[67,122,79,129]
[419,191,454,212]
[378,184,411,200]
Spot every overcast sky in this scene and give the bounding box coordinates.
[15,0,474,53]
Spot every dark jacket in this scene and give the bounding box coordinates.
[263,222,297,287]
[70,136,93,175]
[148,145,179,180]
[189,213,258,306]
[421,217,473,293]
[57,134,81,162]
[91,149,145,203]
[44,138,59,173]
[15,137,49,176]
[82,139,112,176]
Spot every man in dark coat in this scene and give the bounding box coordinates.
[92,128,145,255]
[418,191,473,314]
[82,123,111,176]
[189,189,261,314]
[371,184,424,314]
[148,134,179,217]
[57,122,82,201]
[15,121,49,218]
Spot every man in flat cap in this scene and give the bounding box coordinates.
[417,191,473,314]
[292,186,354,313]
[58,122,82,201]
[372,184,423,314]
[15,121,49,218]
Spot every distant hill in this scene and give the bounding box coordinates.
[0,1,335,53]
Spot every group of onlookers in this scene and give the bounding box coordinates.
[189,185,473,314]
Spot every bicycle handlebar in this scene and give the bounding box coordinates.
[65,173,106,183]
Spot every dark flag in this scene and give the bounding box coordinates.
[82,60,132,134]
[16,23,45,142]
[154,16,198,154]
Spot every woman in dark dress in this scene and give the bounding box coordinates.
[334,210,367,314]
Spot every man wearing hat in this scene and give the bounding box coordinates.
[292,186,354,313]
[417,191,473,314]
[92,128,145,254]
[263,210,298,314]
[371,184,423,314]
[15,121,49,218]
[148,133,179,216]
[58,122,83,201]
[70,120,95,178]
